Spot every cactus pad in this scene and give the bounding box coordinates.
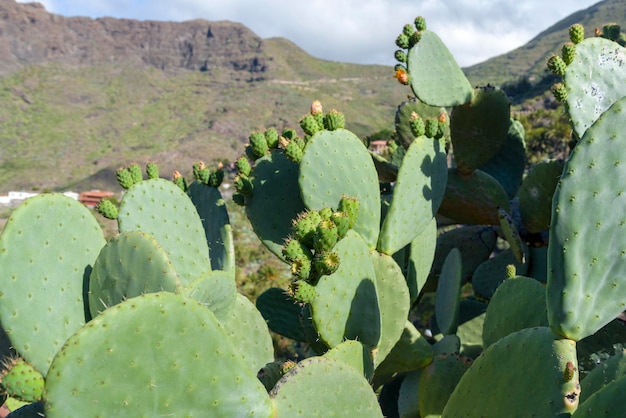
[406,30,473,107]
[435,248,463,335]
[44,292,273,417]
[519,159,564,233]
[299,129,381,248]
[547,96,626,341]
[181,269,237,322]
[443,327,580,417]
[0,194,105,375]
[378,136,447,255]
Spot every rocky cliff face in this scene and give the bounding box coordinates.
[0,1,268,76]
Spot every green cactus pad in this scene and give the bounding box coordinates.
[88,230,181,317]
[117,178,211,286]
[246,151,306,259]
[435,248,463,335]
[310,231,380,349]
[547,96,626,341]
[406,216,437,303]
[454,300,487,359]
[478,118,526,200]
[442,327,580,417]
[406,30,473,107]
[181,269,237,323]
[482,276,549,349]
[433,334,461,355]
[419,353,473,416]
[187,181,236,274]
[218,293,274,374]
[580,349,626,404]
[44,292,273,417]
[378,136,447,255]
[519,159,564,233]
[438,168,511,226]
[398,369,422,418]
[0,194,106,375]
[323,340,374,381]
[371,251,410,367]
[270,357,383,417]
[372,321,433,381]
[256,288,307,342]
[498,208,525,263]
[0,358,44,403]
[564,37,626,138]
[572,375,626,417]
[395,99,448,149]
[471,247,530,300]
[450,86,511,175]
[299,129,381,248]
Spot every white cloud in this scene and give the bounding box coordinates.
[18,0,600,67]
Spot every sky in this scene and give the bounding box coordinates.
[18,0,601,67]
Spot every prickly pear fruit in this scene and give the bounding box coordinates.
[394,49,408,63]
[146,162,159,179]
[337,196,360,230]
[396,33,410,49]
[284,140,304,164]
[300,114,323,136]
[323,109,346,131]
[249,131,269,158]
[292,210,323,248]
[172,170,187,191]
[290,280,317,304]
[562,42,576,65]
[570,23,585,44]
[551,82,568,102]
[127,163,143,184]
[0,358,44,403]
[115,166,134,189]
[265,128,280,149]
[208,166,224,188]
[96,199,118,220]
[414,16,427,31]
[234,174,254,196]
[547,55,567,77]
[236,156,252,177]
[314,220,339,253]
[314,250,340,276]
[409,112,425,137]
[424,118,440,138]
[282,238,313,264]
[330,211,351,240]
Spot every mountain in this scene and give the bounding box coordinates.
[464,0,626,87]
[0,1,408,193]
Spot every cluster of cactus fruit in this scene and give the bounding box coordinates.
[2,14,626,418]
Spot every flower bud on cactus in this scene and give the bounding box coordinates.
[292,210,322,248]
[424,118,440,138]
[172,170,187,191]
[97,199,119,220]
[234,174,254,196]
[311,100,323,115]
[249,131,269,158]
[314,220,339,253]
[236,156,252,177]
[314,250,340,276]
[193,161,211,184]
[551,82,568,102]
[415,16,427,32]
[547,55,567,77]
[396,33,410,49]
[300,114,323,136]
[116,167,135,189]
[128,163,143,184]
[146,161,159,179]
[337,196,359,229]
[330,211,350,240]
[323,109,345,131]
[561,42,576,65]
[394,68,409,85]
[265,127,280,149]
[0,358,44,403]
[290,280,317,304]
[409,112,426,137]
[285,140,304,164]
[394,49,408,63]
[569,23,585,44]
